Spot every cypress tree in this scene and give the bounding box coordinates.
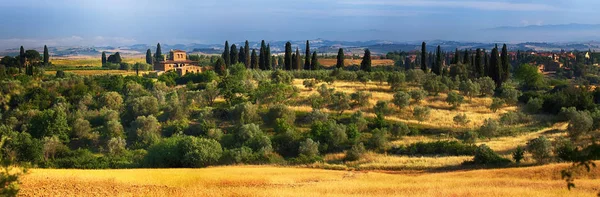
[292,54,297,70]
[429,52,434,71]
[360,49,372,72]
[421,42,427,72]
[251,49,258,69]
[475,48,482,78]
[284,42,292,70]
[452,48,460,64]
[295,48,301,70]
[259,40,266,70]
[404,56,411,70]
[146,49,153,65]
[311,51,318,70]
[43,45,49,66]
[304,40,311,70]
[155,43,162,62]
[463,49,470,65]
[266,44,271,70]
[230,44,238,65]
[244,40,250,68]
[271,55,277,69]
[277,56,284,69]
[336,48,344,68]
[483,50,489,77]
[501,44,510,82]
[239,45,246,68]
[490,45,502,87]
[223,41,230,67]
[433,45,442,75]
[19,46,24,73]
[101,51,107,67]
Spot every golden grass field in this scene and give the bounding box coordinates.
[45,70,150,76]
[51,57,146,67]
[318,59,395,67]
[291,79,516,129]
[19,164,599,197]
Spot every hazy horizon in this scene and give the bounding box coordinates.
[1,0,600,49]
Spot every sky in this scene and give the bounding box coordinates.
[0,0,598,49]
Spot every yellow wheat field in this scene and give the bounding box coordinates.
[19,164,600,197]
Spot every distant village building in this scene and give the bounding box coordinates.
[154,50,204,76]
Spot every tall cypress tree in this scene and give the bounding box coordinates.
[230,44,238,65]
[292,54,297,70]
[421,42,427,72]
[244,40,250,68]
[251,49,258,69]
[463,50,470,66]
[360,49,372,72]
[452,48,460,64]
[490,45,502,87]
[433,45,442,75]
[43,45,49,66]
[284,42,292,70]
[223,41,230,67]
[19,46,25,73]
[259,40,266,70]
[146,49,153,65]
[475,48,482,78]
[295,48,301,70]
[155,43,162,62]
[271,55,277,69]
[278,56,284,69]
[239,45,246,68]
[483,50,489,77]
[266,44,271,70]
[501,44,510,82]
[304,40,311,70]
[336,48,344,68]
[101,51,107,67]
[311,51,318,70]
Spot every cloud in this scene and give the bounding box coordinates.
[0,36,137,49]
[340,0,559,11]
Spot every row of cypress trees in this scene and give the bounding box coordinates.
[419,42,512,87]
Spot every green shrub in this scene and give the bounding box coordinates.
[465,144,510,165]
[390,141,477,156]
[345,143,366,161]
[143,136,222,168]
[526,136,553,163]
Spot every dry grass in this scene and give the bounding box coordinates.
[19,164,599,197]
[51,57,146,67]
[292,79,516,129]
[323,152,472,171]
[45,70,150,76]
[478,123,569,154]
[318,59,395,67]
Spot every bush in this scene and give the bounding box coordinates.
[373,100,392,116]
[264,104,296,127]
[345,143,366,161]
[413,106,431,122]
[513,146,525,164]
[525,98,544,114]
[390,141,477,156]
[392,91,411,110]
[143,136,222,168]
[350,91,372,109]
[409,89,428,104]
[446,91,464,109]
[367,128,388,152]
[490,98,505,112]
[390,122,410,138]
[309,120,348,153]
[526,136,553,163]
[499,112,531,125]
[298,138,320,158]
[479,118,499,138]
[500,85,522,104]
[231,102,259,124]
[566,110,593,140]
[459,130,478,144]
[221,146,255,164]
[453,113,470,126]
[466,144,510,165]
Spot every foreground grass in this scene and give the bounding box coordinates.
[20,164,598,197]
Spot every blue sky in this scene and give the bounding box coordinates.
[0,0,598,48]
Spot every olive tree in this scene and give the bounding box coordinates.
[392,91,411,110]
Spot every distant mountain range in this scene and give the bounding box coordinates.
[4,38,600,57]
